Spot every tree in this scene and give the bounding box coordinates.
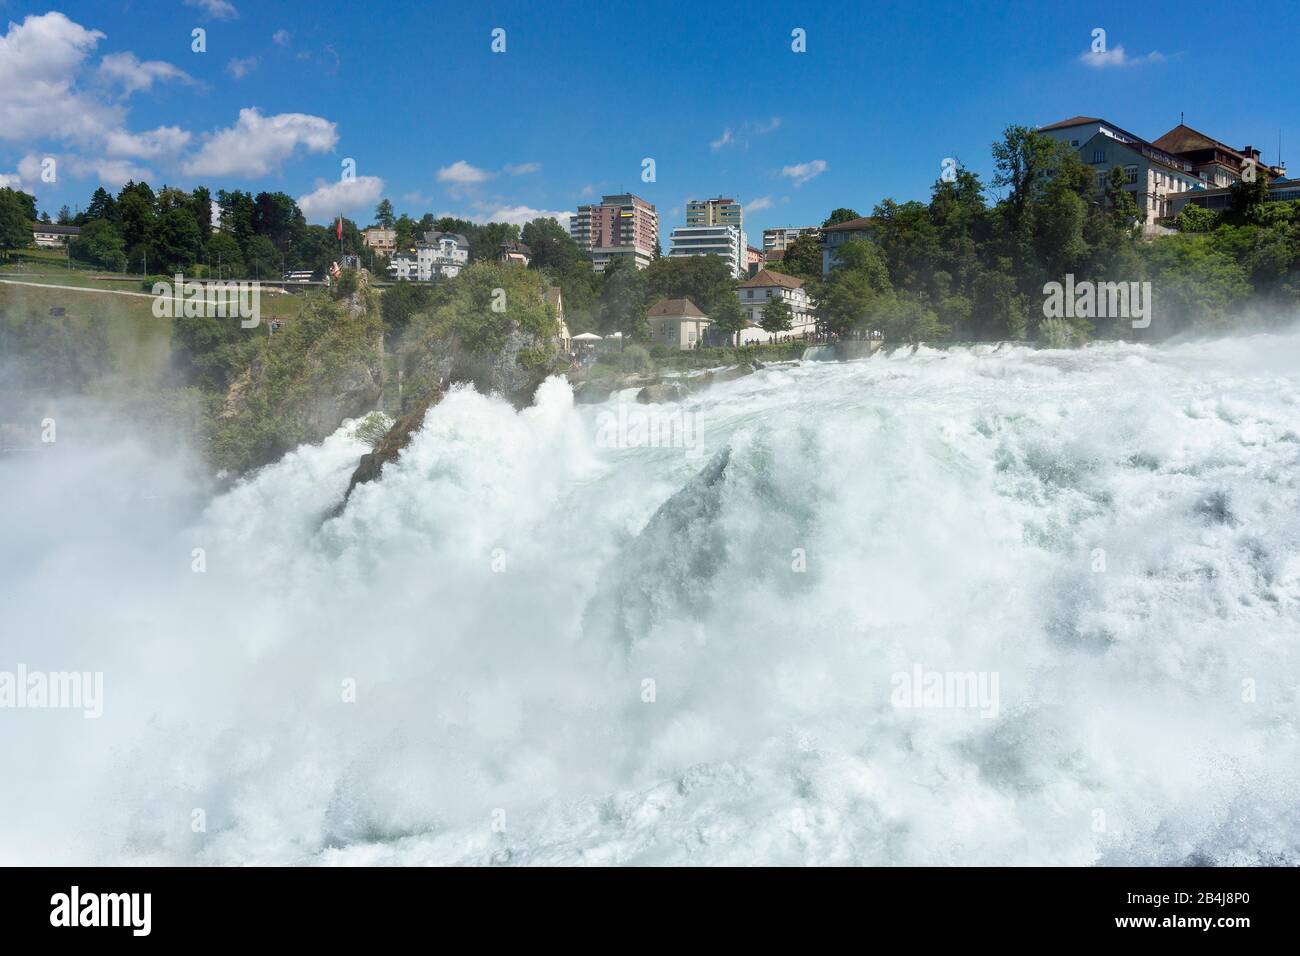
[709,294,747,346]
[57,205,73,225]
[205,232,245,279]
[823,208,862,227]
[759,296,793,339]
[244,234,281,278]
[521,217,584,274]
[643,254,736,315]
[73,219,126,271]
[190,186,213,238]
[84,187,117,224]
[116,181,157,250]
[1228,172,1271,226]
[0,189,31,258]
[154,207,203,273]
[374,199,396,229]
[780,234,823,279]
[597,256,648,342]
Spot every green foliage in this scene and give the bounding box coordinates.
[709,294,747,346]
[823,208,862,227]
[74,219,127,271]
[643,254,737,315]
[0,188,34,256]
[759,296,794,336]
[597,256,648,340]
[779,234,823,279]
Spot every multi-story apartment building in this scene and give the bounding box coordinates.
[361,227,396,255]
[1169,176,1299,216]
[684,197,747,275]
[668,224,745,277]
[1039,116,1284,231]
[745,245,765,277]
[570,193,659,271]
[686,197,743,228]
[388,231,469,281]
[762,226,819,255]
[735,269,817,344]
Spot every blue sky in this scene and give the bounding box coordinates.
[1,0,1296,236]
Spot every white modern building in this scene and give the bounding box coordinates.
[389,231,469,281]
[668,224,745,277]
[32,223,79,248]
[735,269,817,344]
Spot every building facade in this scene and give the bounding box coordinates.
[388,231,469,281]
[570,193,659,272]
[1037,116,1283,232]
[646,298,712,350]
[668,224,744,277]
[736,269,817,344]
[762,226,818,255]
[498,240,532,266]
[32,224,80,248]
[819,216,872,273]
[361,227,396,255]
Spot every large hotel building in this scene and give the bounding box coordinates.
[569,193,659,271]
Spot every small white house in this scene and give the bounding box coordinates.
[735,269,817,343]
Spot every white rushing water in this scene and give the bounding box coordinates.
[2,333,1299,865]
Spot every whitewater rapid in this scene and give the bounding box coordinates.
[2,334,1299,865]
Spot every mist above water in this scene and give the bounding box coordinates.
[2,333,1299,865]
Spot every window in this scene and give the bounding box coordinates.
[1092,149,1106,163]
[1124,165,1138,184]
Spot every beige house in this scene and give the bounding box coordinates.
[361,227,396,254]
[647,298,711,350]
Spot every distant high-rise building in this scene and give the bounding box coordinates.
[683,197,746,275]
[686,197,743,229]
[668,224,744,277]
[570,193,659,271]
[762,226,819,255]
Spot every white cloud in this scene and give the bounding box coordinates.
[475,205,571,228]
[99,52,194,95]
[297,175,385,222]
[437,160,492,185]
[226,56,258,79]
[782,159,827,187]
[0,12,120,144]
[183,108,338,178]
[712,117,781,151]
[272,29,291,46]
[104,125,192,160]
[0,172,23,189]
[580,184,596,198]
[504,162,541,175]
[185,0,239,21]
[745,196,774,213]
[1079,45,1166,68]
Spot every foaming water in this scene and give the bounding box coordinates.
[2,335,1299,865]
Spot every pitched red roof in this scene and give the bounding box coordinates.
[1039,115,1103,131]
[739,268,804,290]
[819,216,873,233]
[647,297,708,318]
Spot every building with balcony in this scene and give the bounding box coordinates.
[361,227,396,255]
[668,224,744,277]
[762,226,819,255]
[388,231,469,281]
[570,193,659,272]
[1037,116,1283,231]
